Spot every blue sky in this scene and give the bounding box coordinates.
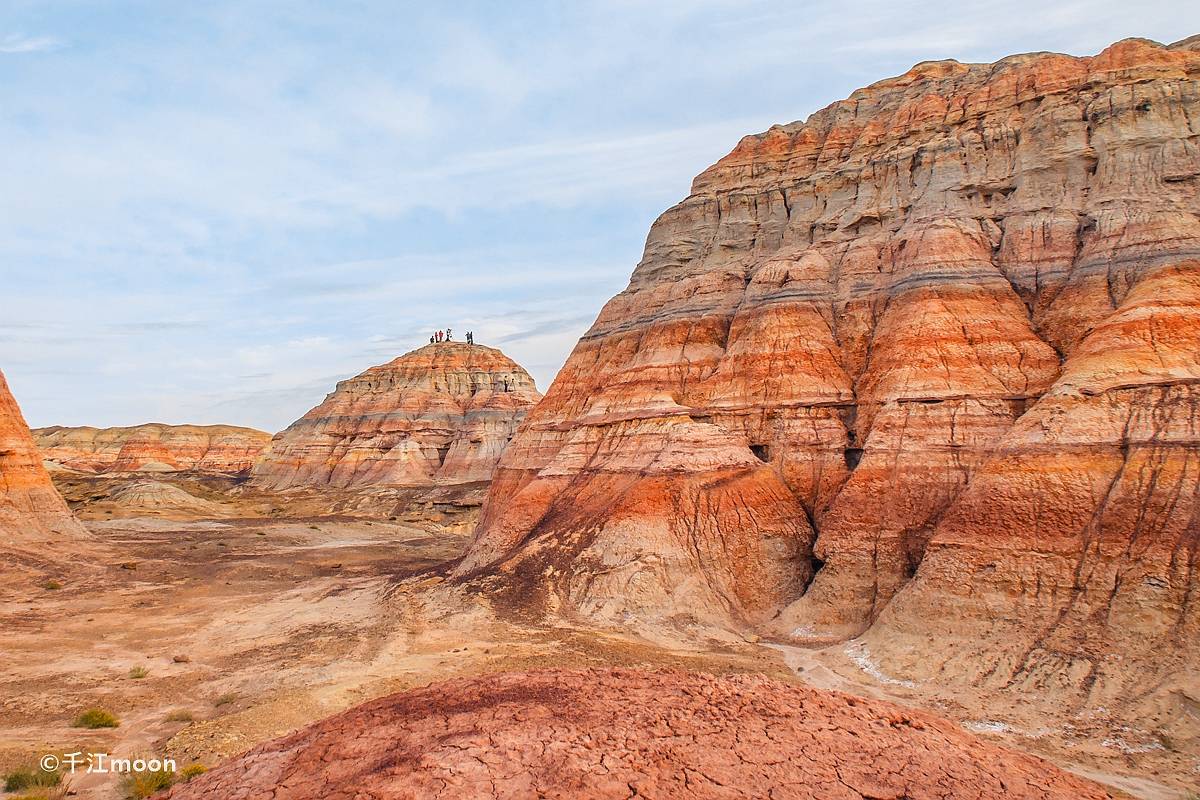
[2,1,1196,432]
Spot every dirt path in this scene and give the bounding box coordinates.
[763,642,1193,800]
[766,642,877,695]
[3,508,1193,800]
[0,514,783,799]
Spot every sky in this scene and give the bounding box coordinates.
[2,1,1196,432]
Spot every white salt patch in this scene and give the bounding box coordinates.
[1101,737,1165,754]
[843,640,915,688]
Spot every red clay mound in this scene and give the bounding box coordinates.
[162,668,1113,799]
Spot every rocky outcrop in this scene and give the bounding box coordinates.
[35,424,270,475]
[161,668,1112,800]
[457,37,1200,701]
[251,343,541,491]
[0,370,88,547]
[105,480,224,516]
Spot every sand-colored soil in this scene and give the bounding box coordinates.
[0,479,1193,799]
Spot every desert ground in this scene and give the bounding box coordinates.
[0,475,1191,800]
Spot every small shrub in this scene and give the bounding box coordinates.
[119,764,175,800]
[165,709,194,722]
[128,666,149,679]
[42,580,63,591]
[308,525,319,530]
[213,693,237,707]
[4,765,62,791]
[179,763,207,782]
[74,707,120,728]
[10,788,69,800]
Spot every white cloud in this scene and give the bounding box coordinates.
[429,25,534,109]
[294,116,774,220]
[0,33,63,53]
[4,0,1200,431]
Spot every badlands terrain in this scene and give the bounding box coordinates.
[35,425,271,477]
[2,34,1199,800]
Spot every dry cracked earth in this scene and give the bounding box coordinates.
[159,668,1114,800]
[0,475,1193,799]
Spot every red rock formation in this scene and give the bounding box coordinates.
[251,343,541,491]
[0,370,88,547]
[34,424,270,475]
[160,668,1113,800]
[864,257,1200,702]
[457,37,1200,699]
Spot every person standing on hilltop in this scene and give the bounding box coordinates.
[429,334,435,344]
[446,328,453,341]
[466,331,473,345]
[436,330,442,342]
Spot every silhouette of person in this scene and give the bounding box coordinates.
[436,330,442,342]
[466,331,473,345]
[429,334,434,344]
[446,328,453,341]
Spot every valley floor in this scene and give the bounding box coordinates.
[0,485,1193,799]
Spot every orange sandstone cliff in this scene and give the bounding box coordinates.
[35,423,271,476]
[0,370,88,549]
[457,37,1200,708]
[251,343,541,491]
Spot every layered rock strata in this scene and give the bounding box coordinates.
[0,370,88,547]
[105,480,224,516]
[35,424,271,475]
[251,343,541,491]
[161,668,1113,800]
[457,37,1200,700]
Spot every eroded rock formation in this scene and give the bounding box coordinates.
[105,480,224,516]
[35,424,271,475]
[0,370,88,547]
[458,37,1200,702]
[251,343,541,491]
[160,668,1112,800]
